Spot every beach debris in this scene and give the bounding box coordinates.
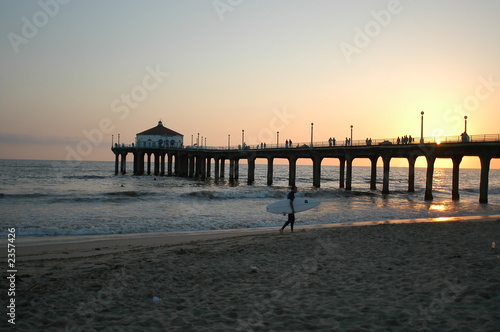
[248,266,260,273]
[28,284,40,293]
[152,296,162,303]
[492,241,496,249]
[176,248,188,255]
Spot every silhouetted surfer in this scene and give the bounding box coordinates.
[279,185,297,234]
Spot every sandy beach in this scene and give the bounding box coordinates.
[7,216,500,331]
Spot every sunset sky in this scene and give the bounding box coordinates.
[1,0,499,168]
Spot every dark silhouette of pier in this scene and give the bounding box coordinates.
[112,135,500,203]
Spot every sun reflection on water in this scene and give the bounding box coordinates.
[434,216,454,222]
[429,204,449,212]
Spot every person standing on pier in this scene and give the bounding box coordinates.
[280,186,297,234]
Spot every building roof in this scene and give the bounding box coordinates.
[136,121,183,137]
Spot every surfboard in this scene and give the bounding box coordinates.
[266,198,320,214]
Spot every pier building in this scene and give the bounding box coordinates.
[135,121,183,148]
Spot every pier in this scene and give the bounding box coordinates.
[112,135,500,203]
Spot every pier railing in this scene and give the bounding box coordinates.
[114,134,500,150]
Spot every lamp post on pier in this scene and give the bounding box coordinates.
[277,131,279,147]
[228,134,230,150]
[420,112,425,144]
[464,116,468,133]
[350,125,353,146]
[242,130,244,147]
[310,123,314,147]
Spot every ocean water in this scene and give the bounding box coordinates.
[0,159,499,238]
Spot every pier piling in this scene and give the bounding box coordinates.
[370,157,378,190]
[382,156,391,195]
[424,155,436,201]
[451,156,463,200]
[480,156,491,204]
